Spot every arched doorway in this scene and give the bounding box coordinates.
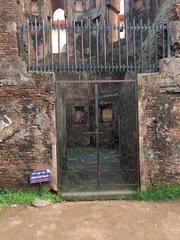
[52,8,67,54]
[51,0,65,13]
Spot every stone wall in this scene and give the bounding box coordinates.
[126,0,180,23]
[138,58,180,188]
[17,0,53,24]
[0,72,57,190]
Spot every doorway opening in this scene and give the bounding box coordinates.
[56,79,139,195]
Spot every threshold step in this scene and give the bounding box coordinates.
[61,190,135,201]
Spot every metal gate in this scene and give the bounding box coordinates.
[57,79,139,193]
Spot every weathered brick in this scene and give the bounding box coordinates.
[0,72,57,190]
[138,58,180,189]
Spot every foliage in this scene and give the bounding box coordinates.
[131,185,180,201]
[0,188,61,208]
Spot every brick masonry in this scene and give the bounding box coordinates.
[0,0,180,190]
[138,58,180,189]
[0,72,57,190]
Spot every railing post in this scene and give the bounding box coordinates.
[140,19,144,72]
[96,19,99,71]
[111,23,114,71]
[73,20,77,71]
[147,19,150,72]
[155,20,158,70]
[66,18,70,71]
[27,19,30,71]
[118,22,122,71]
[88,20,92,71]
[81,19,85,70]
[35,18,38,71]
[19,24,25,63]
[42,19,46,71]
[57,20,61,71]
[125,18,129,71]
[103,18,107,71]
[133,19,136,71]
[50,18,53,71]
[162,19,165,59]
[166,24,171,58]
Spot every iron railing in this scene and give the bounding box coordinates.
[18,18,171,73]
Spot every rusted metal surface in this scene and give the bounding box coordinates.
[18,18,170,73]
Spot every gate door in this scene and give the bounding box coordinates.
[57,80,139,193]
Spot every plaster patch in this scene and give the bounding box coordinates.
[0,115,12,131]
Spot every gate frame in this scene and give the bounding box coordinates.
[56,79,141,193]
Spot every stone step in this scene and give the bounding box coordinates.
[61,189,135,201]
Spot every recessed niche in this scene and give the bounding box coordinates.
[100,104,113,123]
[31,0,39,15]
[75,1,84,12]
[74,106,86,124]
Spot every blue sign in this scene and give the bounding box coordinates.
[30,169,51,184]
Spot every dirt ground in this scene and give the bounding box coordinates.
[0,201,180,240]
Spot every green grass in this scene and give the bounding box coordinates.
[1,185,180,207]
[0,188,62,208]
[131,185,180,201]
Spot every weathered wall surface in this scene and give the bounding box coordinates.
[0,0,26,83]
[0,72,57,190]
[138,58,180,188]
[126,0,179,23]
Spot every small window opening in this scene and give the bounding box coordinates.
[74,106,86,124]
[31,0,39,15]
[52,8,66,53]
[100,104,113,123]
[75,0,84,12]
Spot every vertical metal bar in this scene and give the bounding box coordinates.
[118,114,121,155]
[148,19,150,71]
[73,20,77,71]
[162,19,165,58]
[35,18,38,71]
[133,19,136,71]
[81,19,84,70]
[155,21,158,68]
[134,78,141,190]
[58,20,61,71]
[103,19,107,71]
[42,19,46,71]
[118,21,121,71]
[140,19,144,72]
[18,26,22,61]
[125,18,129,71]
[95,84,101,187]
[22,25,25,63]
[167,24,171,58]
[96,19,99,70]
[66,18,70,71]
[111,23,114,70]
[27,19,30,71]
[50,18,53,71]
[88,20,92,71]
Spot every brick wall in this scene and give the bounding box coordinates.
[138,58,180,189]
[0,72,57,190]
[0,0,24,81]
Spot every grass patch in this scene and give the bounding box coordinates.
[0,188,62,208]
[131,185,180,201]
